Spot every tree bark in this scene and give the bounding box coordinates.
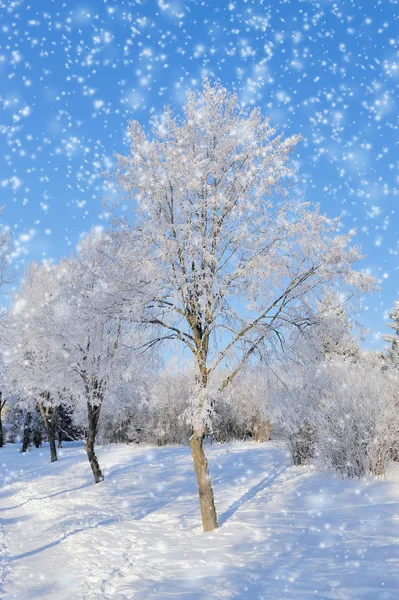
[48,428,57,462]
[21,412,31,453]
[33,427,43,448]
[190,354,219,532]
[190,430,219,532]
[0,411,3,448]
[38,399,58,462]
[85,401,104,483]
[0,394,5,448]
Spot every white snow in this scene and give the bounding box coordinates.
[0,441,398,599]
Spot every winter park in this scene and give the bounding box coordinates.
[0,1,399,599]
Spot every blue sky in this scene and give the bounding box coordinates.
[0,0,398,346]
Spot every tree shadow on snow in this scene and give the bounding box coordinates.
[0,514,31,526]
[218,465,289,526]
[10,516,119,561]
[0,482,92,512]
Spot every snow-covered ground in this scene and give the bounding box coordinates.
[0,441,398,600]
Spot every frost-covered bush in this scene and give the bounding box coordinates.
[213,370,272,443]
[269,365,318,466]
[149,372,192,445]
[94,371,191,446]
[93,367,275,447]
[287,424,315,467]
[315,361,398,478]
[271,357,399,478]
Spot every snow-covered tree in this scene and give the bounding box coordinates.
[3,229,151,478]
[0,208,12,291]
[3,263,67,462]
[312,292,362,362]
[2,398,34,450]
[270,293,364,466]
[212,368,272,443]
[0,355,7,448]
[0,210,13,449]
[110,80,374,531]
[381,299,399,460]
[53,229,152,483]
[382,300,399,369]
[147,369,192,446]
[313,361,397,478]
[269,308,399,478]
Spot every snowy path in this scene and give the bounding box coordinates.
[0,441,398,599]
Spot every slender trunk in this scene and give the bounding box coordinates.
[190,430,219,532]
[0,412,3,448]
[191,355,219,532]
[38,398,58,462]
[48,429,57,462]
[0,394,4,448]
[57,429,63,448]
[85,402,104,483]
[21,412,31,453]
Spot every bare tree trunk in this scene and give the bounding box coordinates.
[85,401,104,483]
[0,394,5,448]
[38,398,58,462]
[57,429,63,448]
[0,411,4,448]
[21,412,31,453]
[190,356,219,532]
[33,427,43,448]
[48,429,57,462]
[190,430,218,532]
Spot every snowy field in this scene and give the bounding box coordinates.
[0,441,398,600]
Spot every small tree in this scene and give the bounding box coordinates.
[270,321,398,479]
[4,230,150,481]
[21,410,31,453]
[0,392,6,448]
[0,210,13,448]
[52,230,151,483]
[3,264,66,462]
[213,369,272,443]
[270,294,364,466]
[382,300,399,369]
[382,299,399,461]
[313,360,398,478]
[111,80,373,530]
